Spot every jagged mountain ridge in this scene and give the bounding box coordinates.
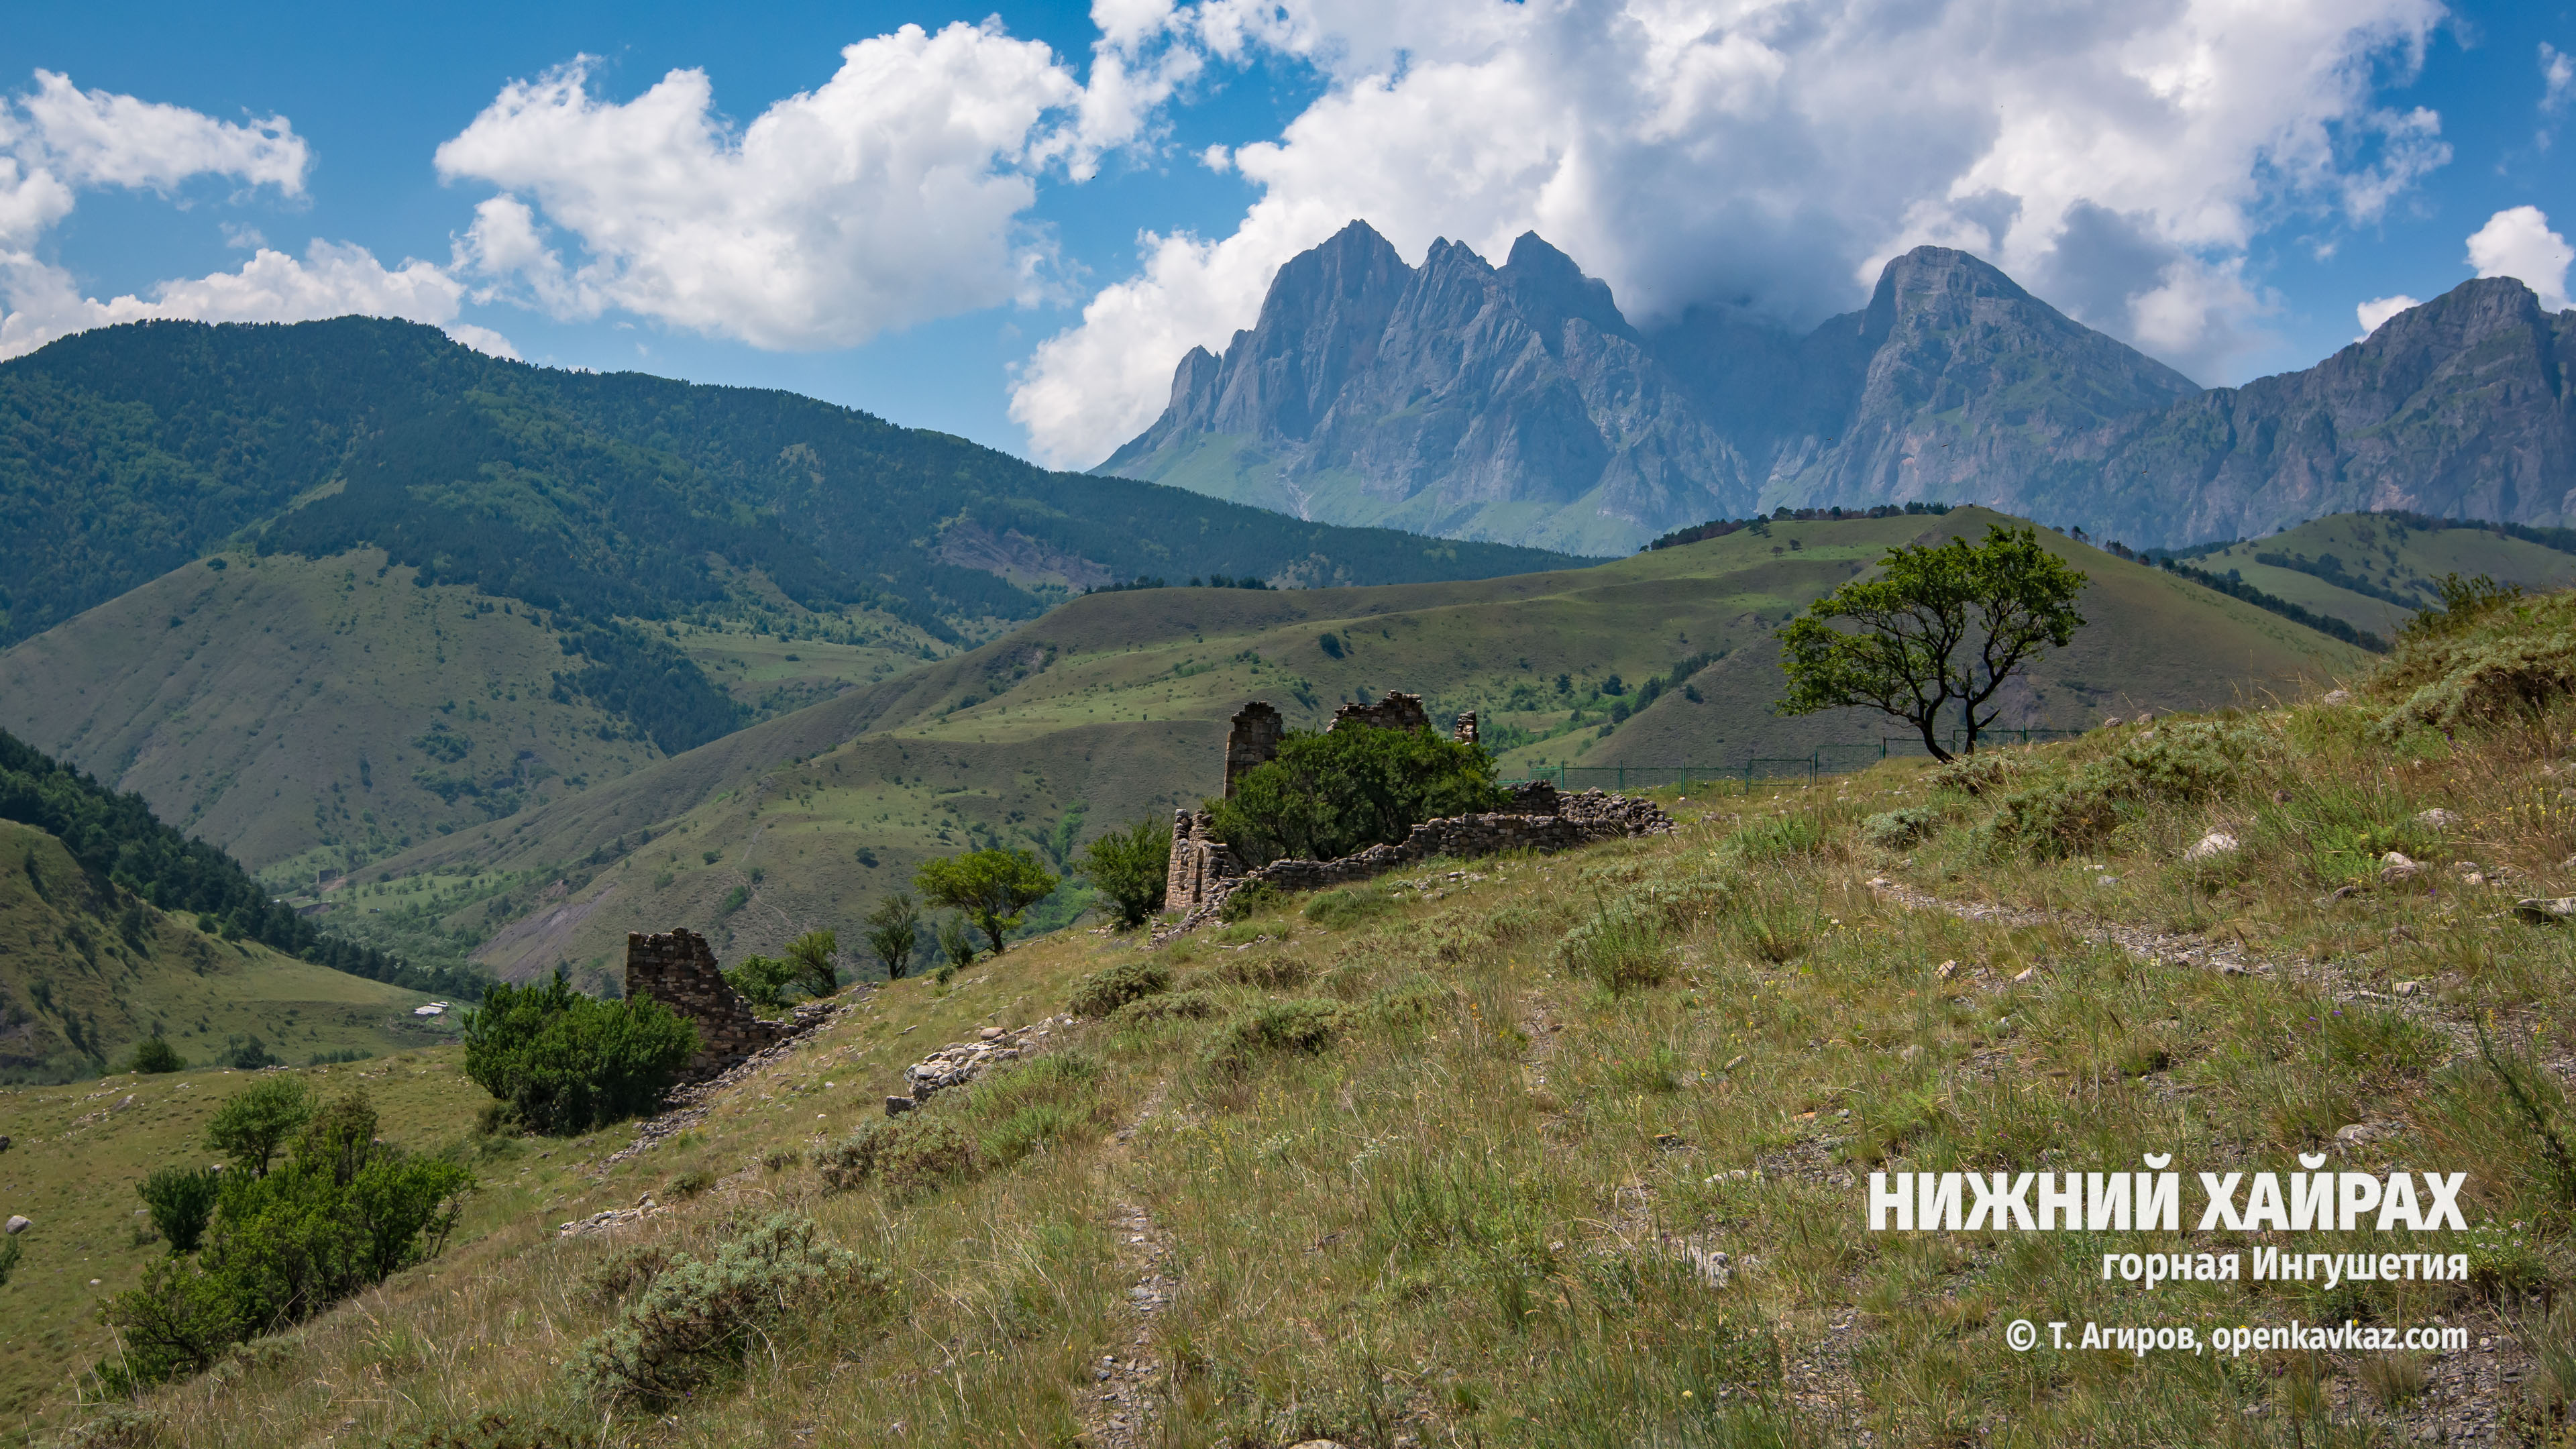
[1102,221,2576,549]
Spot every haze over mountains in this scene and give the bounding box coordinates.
[1102,221,2576,553]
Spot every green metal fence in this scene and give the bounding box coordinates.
[1499,728,2088,791]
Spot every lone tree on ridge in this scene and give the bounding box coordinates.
[916,849,1060,957]
[1774,523,2086,763]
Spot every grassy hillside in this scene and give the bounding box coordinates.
[28,587,2576,1446]
[0,549,943,877]
[0,819,447,1083]
[349,508,2361,983]
[2178,512,2576,639]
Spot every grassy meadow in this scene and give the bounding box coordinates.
[18,586,2574,1446]
[366,508,2368,983]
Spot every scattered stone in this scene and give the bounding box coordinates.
[890,1020,1063,1112]
[2271,789,2293,804]
[2379,852,2423,881]
[1900,1044,1923,1062]
[2320,689,2352,706]
[0,1136,11,1153]
[1721,1055,1746,1071]
[2317,884,2359,904]
[2094,874,2121,887]
[1676,1243,1732,1288]
[5,1215,30,1234]
[557,1201,663,1239]
[2334,1123,2392,1147]
[2184,831,2239,862]
[1865,876,1894,888]
[2416,808,2462,830]
[2515,897,2576,924]
[2133,712,2155,727]
[2394,980,2422,996]
[1935,959,1958,980]
[2218,963,2249,977]
[2012,967,2037,983]
[1652,1132,1689,1152]
[2100,716,2123,729]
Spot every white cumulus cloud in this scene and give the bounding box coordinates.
[0,70,499,360]
[2355,294,2420,339]
[1010,0,2453,468]
[437,18,1203,351]
[2466,205,2573,311]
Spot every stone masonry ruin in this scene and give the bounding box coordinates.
[625,928,796,1079]
[1161,694,1673,937]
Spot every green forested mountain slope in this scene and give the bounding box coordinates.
[0,317,1587,651]
[2169,512,2576,639]
[357,508,2363,981]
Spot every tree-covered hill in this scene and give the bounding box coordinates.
[0,724,478,1000]
[0,317,1589,649]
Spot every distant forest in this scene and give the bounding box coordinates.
[0,728,484,998]
[0,317,1585,654]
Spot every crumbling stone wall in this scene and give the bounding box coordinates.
[1330,690,1431,734]
[1452,710,1479,745]
[1222,702,1285,798]
[1157,782,1674,939]
[625,928,794,1079]
[1163,809,1236,921]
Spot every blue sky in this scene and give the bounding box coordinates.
[1,0,2568,466]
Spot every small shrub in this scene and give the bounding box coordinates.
[566,1212,871,1404]
[1860,806,1939,850]
[1114,989,1220,1024]
[1930,753,2025,796]
[1558,901,1671,992]
[136,1167,221,1254]
[812,1116,981,1196]
[1303,888,1398,929]
[670,1169,717,1197]
[1986,722,2269,858]
[1604,1046,1686,1093]
[460,971,699,1136]
[578,1243,676,1309]
[127,1037,186,1074]
[1198,1000,1349,1077]
[2377,633,2576,736]
[1069,960,1171,1017]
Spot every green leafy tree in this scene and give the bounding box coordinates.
[138,1167,223,1253]
[205,1075,315,1177]
[461,971,700,1136]
[785,930,839,999]
[128,1036,186,1074]
[936,915,980,969]
[723,954,795,1012]
[1077,817,1173,928]
[100,1088,472,1389]
[1209,726,1505,868]
[863,892,922,979]
[914,849,1060,956]
[1776,524,2088,763]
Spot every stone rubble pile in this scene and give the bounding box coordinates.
[885,1018,1069,1116]
[558,1193,665,1239]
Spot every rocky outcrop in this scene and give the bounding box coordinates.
[1102,222,1748,554]
[883,1020,1066,1116]
[1105,222,2576,549]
